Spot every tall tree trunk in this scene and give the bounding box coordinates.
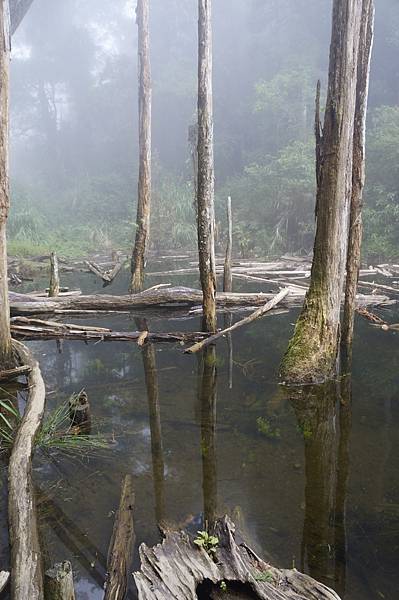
[342,0,375,350]
[281,0,363,384]
[0,0,12,367]
[197,0,216,332]
[130,0,151,293]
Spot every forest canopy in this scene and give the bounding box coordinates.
[8,0,399,259]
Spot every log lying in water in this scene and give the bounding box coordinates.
[186,288,289,355]
[10,317,210,344]
[133,515,341,600]
[0,364,31,381]
[8,286,394,316]
[104,475,135,600]
[9,340,46,600]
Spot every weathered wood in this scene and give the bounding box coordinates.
[49,252,60,297]
[85,260,123,285]
[8,287,394,318]
[44,561,76,600]
[0,0,12,367]
[342,0,375,348]
[69,389,91,434]
[133,515,341,599]
[104,475,135,600]
[0,364,31,381]
[130,0,151,293]
[281,0,364,383]
[197,0,217,332]
[186,288,289,354]
[8,340,45,600]
[0,571,9,593]
[223,196,233,293]
[10,319,211,344]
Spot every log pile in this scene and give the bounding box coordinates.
[133,515,341,600]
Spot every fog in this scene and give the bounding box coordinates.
[8,0,399,259]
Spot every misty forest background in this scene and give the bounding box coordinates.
[8,0,399,260]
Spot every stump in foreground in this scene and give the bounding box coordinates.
[133,516,341,600]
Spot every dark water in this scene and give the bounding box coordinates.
[2,266,399,599]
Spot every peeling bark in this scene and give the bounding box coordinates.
[130,0,151,293]
[197,0,217,332]
[342,0,375,349]
[281,0,363,383]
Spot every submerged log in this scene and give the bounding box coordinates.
[0,364,31,381]
[9,340,45,600]
[104,475,135,600]
[133,515,341,600]
[8,286,394,317]
[186,288,289,354]
[44,561,76,600]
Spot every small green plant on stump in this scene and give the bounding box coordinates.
[193,530,219,556]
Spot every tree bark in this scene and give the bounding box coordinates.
[197,0,217,332]
[342,0,375,350]
[49,252,60,297]
[223,196,233,293]
[281,0,363,383]
[8,340,45,600]
[44,561,76,600]
[0,0,12,367]
[130,0,151,293]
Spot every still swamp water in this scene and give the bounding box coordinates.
[1,263,399,599]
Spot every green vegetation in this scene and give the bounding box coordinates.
[193,530,219,556]
[253,570,274,583]
[256,416,281,439]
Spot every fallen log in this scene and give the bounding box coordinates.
[44,561,76,600]
[85,259,123,285]
[185,288,289,354]
[0,364,31,381]
[133,515,341,600]
[10,319,210,345]
[104,475,135,600]
[0,571,9,593]
[358,280,399,295]
[9,340,46,600]
[8,286,395,317]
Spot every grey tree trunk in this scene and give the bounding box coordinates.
[281,0,363,383]
[197,0,217,332]
[130,0,151,293]
[342,0,375,350]
[0,0,12,367]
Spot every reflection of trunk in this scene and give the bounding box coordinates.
[281,0,363,383]
[289,380,352,596]
[130,0,152,293]
[291,384,338,586]
[342,0,375,349]
[139,325,166,528]
[224,313,233,390]
[0,1,12,366]
[197,0,217,332]
[200,346,217,529]
[334,375,352,597]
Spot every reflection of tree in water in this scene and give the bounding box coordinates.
[141,341,166,529]
[289,378,351,597]
[199,346,218,529]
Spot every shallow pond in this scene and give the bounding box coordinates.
[2,264,399,599]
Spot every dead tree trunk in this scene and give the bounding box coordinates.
[197,0,217,332]
[223,196,232,293]
[130,0,151,293]
[342,0,375,350]
[0,0,12,367]
[44,561,76,600]
[281,0,363,383]
[49,252,60,297]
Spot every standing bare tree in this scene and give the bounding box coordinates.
[281,0,363,383]
[0,0,12,366]
[130,0,151,293]
[342,0,375,350]
[197,0,216,332]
